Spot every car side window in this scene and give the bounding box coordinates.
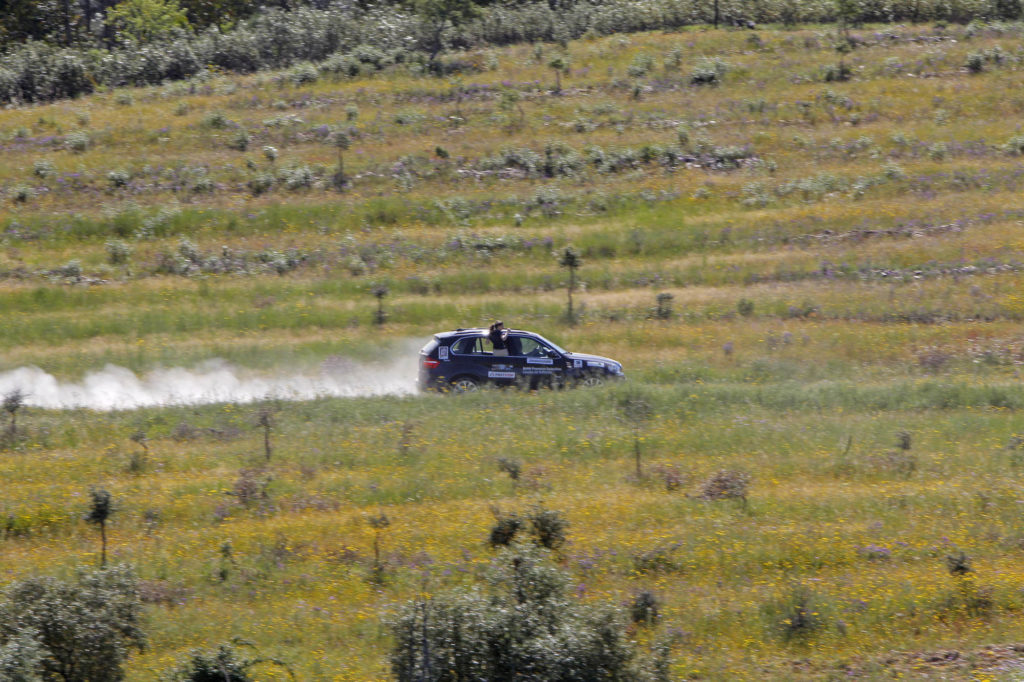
[513,336,549,357]
[452,336,495,355]
[452,337,480,354]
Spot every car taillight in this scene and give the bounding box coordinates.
[423,357,440,369]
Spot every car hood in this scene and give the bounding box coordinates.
[565,352,623,372]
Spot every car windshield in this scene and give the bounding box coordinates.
[531,333,569,355]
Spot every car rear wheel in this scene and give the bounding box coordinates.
[450,376,481,393]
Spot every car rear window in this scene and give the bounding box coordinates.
[420,337,439,355]
[452,336,485,354]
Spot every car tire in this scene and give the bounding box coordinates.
[580,372,605,388]
[450,375,481,393]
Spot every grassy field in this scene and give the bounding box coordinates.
[5,20,1024,679]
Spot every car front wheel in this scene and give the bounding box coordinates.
[580,372,605,388]
[450,376,481,393]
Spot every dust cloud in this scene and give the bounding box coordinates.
[0,352,420,411]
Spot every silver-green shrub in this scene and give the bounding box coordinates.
[0,565,145,682]
[389,545,634,681]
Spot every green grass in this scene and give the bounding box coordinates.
[7,21,1024,680]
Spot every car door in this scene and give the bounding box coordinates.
[450,335,516,386]
[509,334,565,387]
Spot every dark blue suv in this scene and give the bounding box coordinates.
[418,328,624,392]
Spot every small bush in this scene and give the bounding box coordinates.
[633,542,682,574]
[10,186,34,203]
[528,506,568,550]
[227,130,250,151]
[390,545,634,682]
[107,170,131,188]
[699,470,750,503]
[488,506,568,549]
[247,173,274,196]
[288,62,319,85]
[823,61,852,82]
[927,142,948,160]
[201,110,232,129]
[167,640,292,681]
[488,510,522,547]
[651,463,684,491]
[65,131,90,152]
[32,160,56,178]
[278,164,316,190]
[497,457,521,481]
[626,53,654,78]
[763,584,827,642]
[965,51,986,73]
[630,590,660,626]
[105,239,133,265]
[690,58,728,85]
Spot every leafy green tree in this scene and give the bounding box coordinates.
[0,565,145,682]
[176,0,253,30]
[0,0,64,43]
[411,0,480,70]
[106,0,189,43]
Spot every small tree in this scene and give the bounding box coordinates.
[371,284,389,325]
[255,408,274,461]
[331,129,351,190]
[618,392,654,478]
[547,54,569,94]
[557,246,582,324]
[106,0,190,44]
[3,389,25,438]
[367,513,391,581]
[127,430,148,473]
[0,564,145,682]
[654,292,674,320]
[85,488,113,568]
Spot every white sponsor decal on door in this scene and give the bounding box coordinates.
[527,357,554,365]
[488,371,517,379]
